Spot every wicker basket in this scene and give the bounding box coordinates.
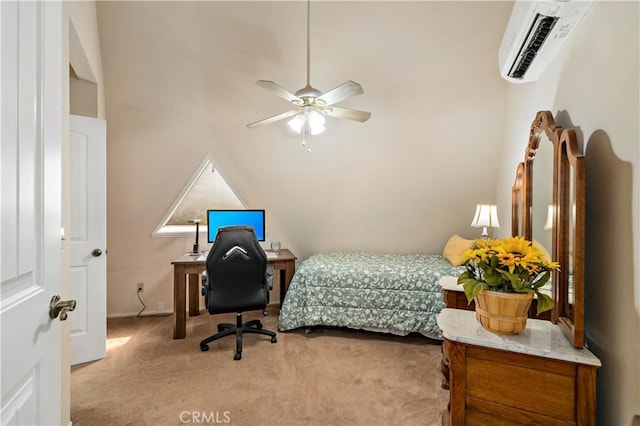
[474,290,534,334]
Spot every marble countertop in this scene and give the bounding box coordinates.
[437,308,601,367]
[438,275,460,291]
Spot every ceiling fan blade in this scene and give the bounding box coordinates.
[247,110,299,128]
[323,107,371,123]
[317,81,364,106]
[255,80,300,104]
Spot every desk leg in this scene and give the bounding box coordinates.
[173,267,187,339]
[279,262,296,306]
[279,270,286,306]
[188,273,200,316]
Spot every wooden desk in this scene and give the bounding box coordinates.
[171,249,297,339]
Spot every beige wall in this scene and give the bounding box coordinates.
[66,1,106,119]
[495,2,640,424]
[98,1,512,317]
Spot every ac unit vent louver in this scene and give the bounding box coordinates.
[498,1,593,84]
[508,14,558,79]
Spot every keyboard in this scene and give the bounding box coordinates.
[266,252,278,259]
[196,251,209,261]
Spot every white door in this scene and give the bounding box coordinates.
[69,115,106,365]
[1,1,65,425]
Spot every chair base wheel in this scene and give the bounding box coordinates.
[199,313,277,360]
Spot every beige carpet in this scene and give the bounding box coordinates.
[71,308,449,426]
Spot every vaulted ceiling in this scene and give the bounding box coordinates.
[97,1,515,258]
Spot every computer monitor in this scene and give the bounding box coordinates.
[207,209,265,243]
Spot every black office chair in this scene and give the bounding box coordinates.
[199,226,277,360]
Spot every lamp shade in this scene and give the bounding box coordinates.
[471,204,500,228]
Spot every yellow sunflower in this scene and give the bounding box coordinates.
[496,250,518,273]
[498,236,536,258]
[458,236,561,315]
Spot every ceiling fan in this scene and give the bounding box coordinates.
[247,0,371,147]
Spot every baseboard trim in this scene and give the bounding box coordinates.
[107,309,174,318]
[107,302,279,319]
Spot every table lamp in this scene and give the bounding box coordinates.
[188,219,201,254]
[471,204,500,240]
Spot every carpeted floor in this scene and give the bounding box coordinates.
[71,308,449,426]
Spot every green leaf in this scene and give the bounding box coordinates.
[483,267,503,287]
[532,271,551,288]
[535,292,554,315]
[462,264,480,281]
[460,278,487,303]
[498,268,522,290]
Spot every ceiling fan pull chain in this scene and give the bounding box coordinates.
[302,120,311,150]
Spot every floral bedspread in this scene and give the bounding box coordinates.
[278,252,464,339]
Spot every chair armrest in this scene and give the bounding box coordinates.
[264,265,274,304]
[265,266,274,291]
[201,270,208,296]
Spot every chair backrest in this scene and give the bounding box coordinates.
[204,225,267,314]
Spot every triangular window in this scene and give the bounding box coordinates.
[152,156,245,237]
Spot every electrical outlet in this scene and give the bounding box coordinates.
[137,282,144,292]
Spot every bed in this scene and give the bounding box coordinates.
[278,251,466,339]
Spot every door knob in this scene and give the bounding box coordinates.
[49,295,77,321]
[92,248,102,257]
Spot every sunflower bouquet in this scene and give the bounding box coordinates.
[457,236,560,315]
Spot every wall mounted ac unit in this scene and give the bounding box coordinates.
[499,0,594,83]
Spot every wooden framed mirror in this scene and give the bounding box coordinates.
[556,128,585,348]
[517,111,585,348]
[511,162,524,237]
[523,111,560,243]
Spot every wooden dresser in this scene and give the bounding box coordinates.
[438,309,601,425]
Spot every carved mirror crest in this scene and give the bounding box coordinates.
[523,111,560,243]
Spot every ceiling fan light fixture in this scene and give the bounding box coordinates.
[287,108,325,135]
[307,110,326,135]
[287,114,305,133]
[247,0,370,149]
